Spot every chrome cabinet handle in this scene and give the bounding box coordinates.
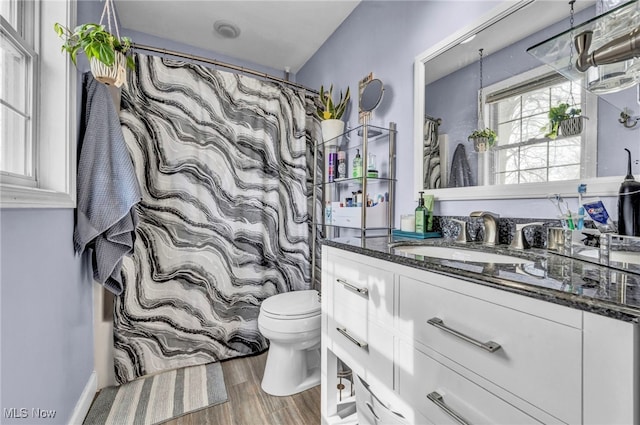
[336,327,368,349]
[427,317,501,353]
[336,278,369,297]
[427,391,470,425]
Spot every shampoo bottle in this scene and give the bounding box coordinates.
[618,148,640,236]
[415,191,427,233]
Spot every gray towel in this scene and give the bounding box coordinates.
[449,143,474,188]
[74,73,142,295]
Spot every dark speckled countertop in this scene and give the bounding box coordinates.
[322,237,640,323]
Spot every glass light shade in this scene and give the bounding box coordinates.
[527,0,640,95]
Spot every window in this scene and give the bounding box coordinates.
[482,66,596,186]
[1,2,37,186]
[0,0,77,208]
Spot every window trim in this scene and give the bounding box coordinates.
[478,64,598,187]
[1,0,77,208]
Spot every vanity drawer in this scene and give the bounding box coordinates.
[397,274,582,424]
[398,340,542,425]
[329,309,394,389]
[328,251,394,326]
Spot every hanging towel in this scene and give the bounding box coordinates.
[74,73,142,295]
[449,143,474,188]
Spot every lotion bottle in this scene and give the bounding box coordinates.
[352,149,362,178]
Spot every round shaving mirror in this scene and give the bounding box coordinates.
[360,78,384,112]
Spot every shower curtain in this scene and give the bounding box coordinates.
[423,117,441,189]
[113,53,320,383]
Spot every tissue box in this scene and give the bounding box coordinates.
[331,204,388,228]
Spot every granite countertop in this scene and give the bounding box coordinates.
[322,236,640,323]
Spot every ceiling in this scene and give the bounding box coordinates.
[115,1,360,74]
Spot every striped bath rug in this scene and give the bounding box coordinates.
[83,362,227,425]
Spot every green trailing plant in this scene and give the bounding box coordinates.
[53,22,135,70]
[316,84,350,120]
[543,103,582,139]
[468,128,498,146]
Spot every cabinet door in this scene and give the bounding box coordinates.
[397,274,582,424]
[329,250,394,327]
[329,311,394,390]
[398,340,543,425]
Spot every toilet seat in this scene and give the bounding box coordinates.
[261,290,320,319]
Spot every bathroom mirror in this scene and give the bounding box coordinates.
[360,78,384,112]
[414,0,640,200]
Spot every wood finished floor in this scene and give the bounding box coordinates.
[162,351,321,425]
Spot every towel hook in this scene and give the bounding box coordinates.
[619,109,639,129]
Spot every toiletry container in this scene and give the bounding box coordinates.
[337,151,346,179]
[352,149,362,178]
[415,191,427,233]
[618,149,640,236]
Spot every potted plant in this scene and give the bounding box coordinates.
[316,84,350,145]
[544,103,585,139]
[54,22,135,87]
[468,128,497,152]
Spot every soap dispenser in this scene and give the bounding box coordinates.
[352,149,362,178]
[415,191,427,233]
[618,148,640,236]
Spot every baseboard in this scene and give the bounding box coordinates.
[68,371,97,425]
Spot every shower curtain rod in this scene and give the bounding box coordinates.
[132,43,319,94]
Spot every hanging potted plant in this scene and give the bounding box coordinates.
[316,84,350,146]
[468,128,497,153]
[543,103,586,139]
[54,22,134,87]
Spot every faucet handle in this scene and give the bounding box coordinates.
[451,219,471,243]
[510,222,544,249]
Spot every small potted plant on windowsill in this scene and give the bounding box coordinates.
[316,84,351,146]
[544,103,587,139]
[468,128,497,153]
[54,22,135,87]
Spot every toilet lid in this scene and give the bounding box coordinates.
[261,290,320,318]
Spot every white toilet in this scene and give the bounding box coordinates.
[258,289,321,396]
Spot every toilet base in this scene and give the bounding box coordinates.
[261,342,321,396]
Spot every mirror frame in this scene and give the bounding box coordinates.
[413,0,622,200]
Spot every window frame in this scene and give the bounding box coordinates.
[478,65,598,187]
[0,0,77,208]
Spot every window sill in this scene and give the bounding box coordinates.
[1,184,75,208]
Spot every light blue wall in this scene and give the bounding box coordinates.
[297,1,622,220]
[0,210,93,424]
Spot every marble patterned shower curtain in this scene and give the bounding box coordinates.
[113,54,319,383]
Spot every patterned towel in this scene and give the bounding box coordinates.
[74,73,142,295]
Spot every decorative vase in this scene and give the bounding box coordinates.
[471,136,490,153]
[559,116,585,137]
[90,51,127,87]
[320,119,345,146]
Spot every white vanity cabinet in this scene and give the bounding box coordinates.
[321,246,640,425]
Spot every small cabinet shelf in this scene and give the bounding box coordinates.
[313,122,397,242]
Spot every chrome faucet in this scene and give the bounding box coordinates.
[451,219,471,243]
[470,211,500,245]
[510,222,544,250]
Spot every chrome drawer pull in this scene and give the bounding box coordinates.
[427,391,470,425]
[336,327,368,349]
[427,317,501,353]
[336,278,369,297]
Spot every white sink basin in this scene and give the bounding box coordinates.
[393,245,533,265]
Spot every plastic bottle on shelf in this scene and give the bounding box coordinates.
[352,149,362,178]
